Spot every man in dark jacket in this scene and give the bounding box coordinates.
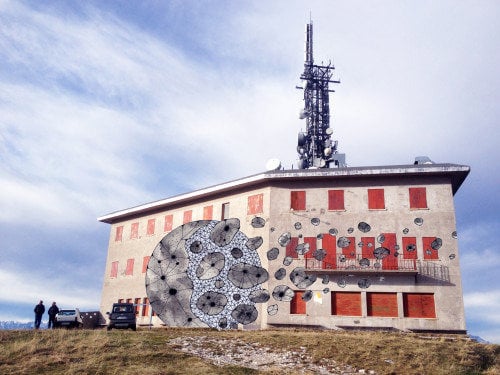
[34,300,45,329]
[47,302,59,329]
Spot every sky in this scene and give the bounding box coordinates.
[0,0,499,342]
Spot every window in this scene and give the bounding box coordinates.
[142,256,150,273]
[183,210,192,224]
[303,237,317,259]
[367,293,398,317]
[423,237,439,260]
[147,219,156,235]
[368,189,385,209]
[290,191,306,211]
[321,233,337,269]
[221,203,230,220]
[403,293,436,318]
[361,237,375,259]
[203,205,213,220]
[340,236,356,260]
[247,193,264,215]
[328,190,345,210]
[331,292,361,316]
[115,226,123,242]
[130,222,139,239]
[125,258,134,276]
[142,297,150,317]
[380,233,398,270]
[290,291,306,314]
[110,261,118,278]
[285,236,299,258]
[164,215,173,232]
[402,237,418,260]
[409,187,427,209]
[134,298,141,315]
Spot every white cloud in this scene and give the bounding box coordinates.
[0,268,100,310]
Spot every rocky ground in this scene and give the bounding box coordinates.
[168,336,376,374]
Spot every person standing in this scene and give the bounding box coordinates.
[47,302,59,329]
[34,300,45,329]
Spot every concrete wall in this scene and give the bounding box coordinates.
[99,174,465,332]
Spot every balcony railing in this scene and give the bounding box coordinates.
[304,256,450,281]
[304,255,417,272]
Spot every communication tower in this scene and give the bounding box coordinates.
[296,22,346,169]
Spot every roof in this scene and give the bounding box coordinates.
[98,163,470,224]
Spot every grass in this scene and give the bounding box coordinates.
[0,328,498,374]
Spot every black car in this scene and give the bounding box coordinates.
[106,303,137,331]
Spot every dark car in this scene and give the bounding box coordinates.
[106,303,137,331]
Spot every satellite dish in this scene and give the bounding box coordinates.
[325,128,333,135]
[324,147,332,156]
[299,109,308,119]
[265,158,282,171]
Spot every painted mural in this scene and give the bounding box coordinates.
[145,214,455,329]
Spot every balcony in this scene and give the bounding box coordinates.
[304,256,450,282]
[304,255,418,276]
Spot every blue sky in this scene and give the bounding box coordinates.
[1,0,499,342]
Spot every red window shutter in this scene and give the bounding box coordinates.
[110,261,118,278]
[147,219,156,235]
[403,293,436,318]
[361,237,375,259]
[130,222,139,239]
[247,194,264,215]
[164,215,173,232]
[125,258,134,276]
[381,233,398,270]
[290,291,306,314]
[183,210,192,224]
[142,298,150,317]
[422,237,439,260]
[134,298,141,314]
[409,187,427,209]
[322,234,337,269]
[331,292,361,316]
[303,237,317,259]
[291,191,306,211]
[367,293,398,317]
[328,190,345,210]
[368,189,385,209]
[203,205,213,220]
[402,237,417,260]
[115,226,123,242]
[286,237,299,258]
[342,237,356,259]
[142,256,150,273]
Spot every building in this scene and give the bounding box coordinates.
[98,161,470,332]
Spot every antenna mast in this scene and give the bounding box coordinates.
[296,21,345,169]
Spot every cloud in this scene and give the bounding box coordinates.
[0,267,100,310]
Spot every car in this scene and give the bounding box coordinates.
[106,303,137,331]
[54,309,83,328]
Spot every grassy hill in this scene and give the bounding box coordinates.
[0,328,498,374]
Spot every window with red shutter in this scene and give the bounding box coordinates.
[110,261,118,278]
[183,210,192,224]
[203,205,213,220]
[290,191,306,210]
[403,293,436,318]
[409,187,427,209]
[368,189,385,209]
[147,219,155,235]
[115,226,123,242]
[125,258,134,276]
[247,194,264,215]
[164,214,173,232]
[130,222,139,239]
[367,293,398,317]
[290,291,306,314]
[331,292,362,316]
[328,190,345,210]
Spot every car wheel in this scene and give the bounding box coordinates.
[131,324,136,331]
[107,325,112,331]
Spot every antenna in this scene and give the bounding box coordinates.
[296,21,346,169]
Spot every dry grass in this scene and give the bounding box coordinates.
[0,328,498,374]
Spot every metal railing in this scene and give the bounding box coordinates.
[304,255,417,271]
